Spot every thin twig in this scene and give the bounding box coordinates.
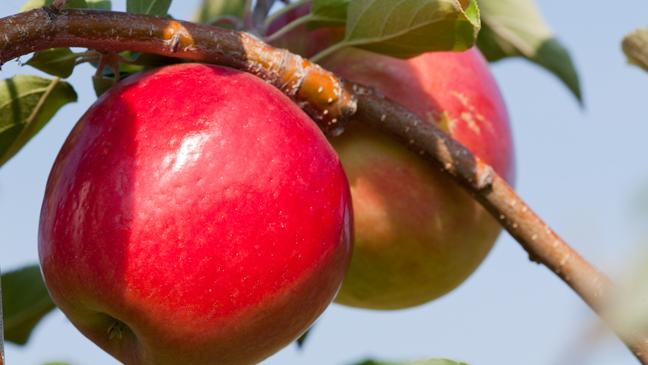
[243,0,255,32]
[0,8,645,363]
[253,0,278,31]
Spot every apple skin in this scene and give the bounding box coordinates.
[267,11,514,309]
[324,48,515,309]
[38,63,352,364]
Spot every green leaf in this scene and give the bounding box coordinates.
[21,0,88,10]
[0,76,77,167]
[86,0,111,9]
[2,265,56,345]
[194,0,246,23]
[309,0,350,27]
[92,75,117,97]
[20,0,109,12]
[26,48,78,78]
[126,0,172,16]
[622,27,648,73]
[323,0,480,60]
[604,243,648,341]
[476,0,581,102]
[355,359,469,365]
[296,326,312,349]
[263,0,348,46]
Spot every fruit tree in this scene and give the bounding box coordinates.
[1,1,648,365]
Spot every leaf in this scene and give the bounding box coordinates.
[21,0,88,10]
[309,0,350,27]
[26,48,78,78]
[354,359,469,365]
[603,243,648,343]
[296,326,312,349]
[338,0,480,59]
[194,0,246,23]
[126,0,172,16]
[622,27,648,73]
[92,75,117,97]
[2,265,56,345]
[0,76,77,167]
[264,0,343,43]
[86,0,111,9]
[476,0,582,102]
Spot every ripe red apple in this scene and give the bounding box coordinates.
[325,48,514,309]
[267,10,515,309]
[38,63,352,364]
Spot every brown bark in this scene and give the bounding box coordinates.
[0,7,646,363]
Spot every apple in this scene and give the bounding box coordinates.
[38,63,352,364]
[326,49,514,309]
[268,9,515,309]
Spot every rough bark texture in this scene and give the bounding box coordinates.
[1,7,646,364]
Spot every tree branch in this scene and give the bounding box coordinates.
[0,8,645,363]
[0,8,355,135]
[355,86,648,361]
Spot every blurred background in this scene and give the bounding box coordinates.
[1,0,648,364]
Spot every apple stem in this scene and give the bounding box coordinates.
[311,42,348,63]
[252,0,279,33]
[263,0,309,30]
[265,14,311,43]
[243,0,255,33]
[0,8,646,363]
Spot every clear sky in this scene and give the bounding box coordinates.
[2,1,648,364]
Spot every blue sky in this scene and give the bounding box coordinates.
[2,1,648,364]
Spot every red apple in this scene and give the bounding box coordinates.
[268,11,514,309]
[38,63,352,364]
[325,48,514,309]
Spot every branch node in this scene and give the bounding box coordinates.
[476,163,495,191]
[528,252,542,264]
[162,20,195,53]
